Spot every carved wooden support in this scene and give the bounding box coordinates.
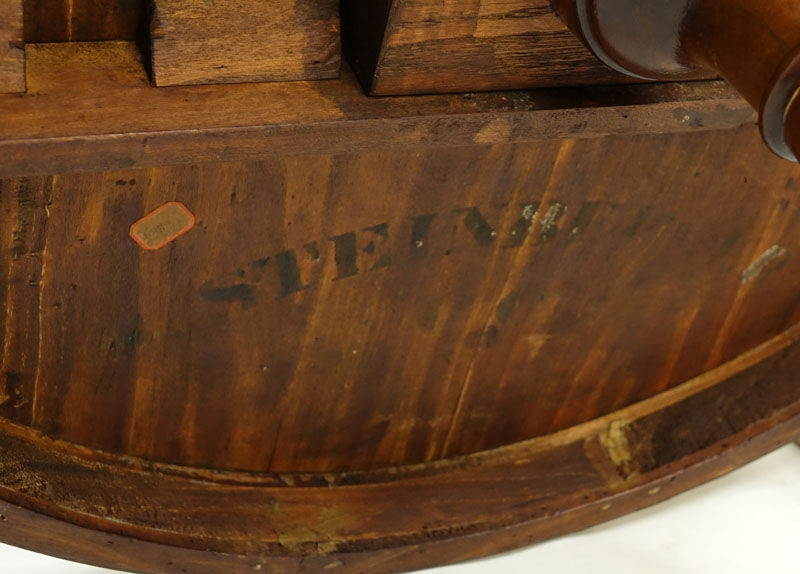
[551,0,800,161]
[148,0,340,86]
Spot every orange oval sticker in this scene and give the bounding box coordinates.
[129,202,195,250]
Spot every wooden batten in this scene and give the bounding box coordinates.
[0,42,753,179]
[343,0,631,95]
[148,0,341,86]
[0,0,24,93]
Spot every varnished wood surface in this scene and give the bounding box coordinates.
[1,15,799,572]
[343,0,634,95]
[0,0,24,93]
[0,42,754,179]
[2,121,800,472]
[1,323,800,573]
[149,0,340,86]
[23,0,143,42]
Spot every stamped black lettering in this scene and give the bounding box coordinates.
[362,223,391,271]
[454,207,495,247]
[331,232,359,280]
[410,214,436,259]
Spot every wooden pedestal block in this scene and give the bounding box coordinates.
[343,0,635,95]
[0,0,24,93]
[149,0,341,86]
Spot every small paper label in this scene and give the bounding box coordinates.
[129,202,195,250]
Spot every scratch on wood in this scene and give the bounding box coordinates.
[67,0,75,42]
[741,245,787,283]
[31,176,55,424]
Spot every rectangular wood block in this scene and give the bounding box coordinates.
[149,0,341,87]
[343,0,629,95]
[0,0,24,93]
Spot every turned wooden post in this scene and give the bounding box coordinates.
[551,0,800,161]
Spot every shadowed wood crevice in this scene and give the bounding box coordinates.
[340,0,394,95]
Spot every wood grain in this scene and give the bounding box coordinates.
[0,42,754,179]
[1,322,800,573]
[2,121,800,472]
[149,0,340,86]
[0,30,798,573]
[23,0,144,42]
[0,0,24,93]
[343,0,637,95]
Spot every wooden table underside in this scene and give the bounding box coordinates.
[1,41,799,573]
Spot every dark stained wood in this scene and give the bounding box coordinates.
[0,0,24,93]
[149,0,340,86]
[342,0,637,95]
[1,323,800,573]
[0,42,754,179]
[23,0,143,43]
[340,0,392,95]
[552,0,800,160]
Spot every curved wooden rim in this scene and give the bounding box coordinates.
[2,323,800,573]
[4,320,800,487]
